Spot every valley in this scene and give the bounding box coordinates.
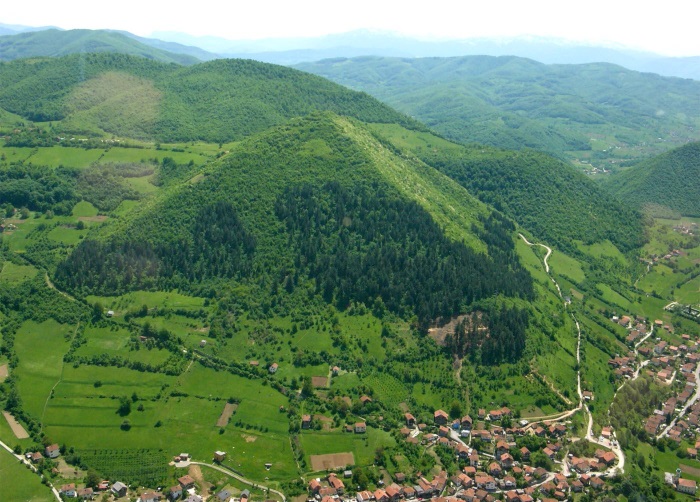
[0,50,698,502]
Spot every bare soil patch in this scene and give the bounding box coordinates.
[428,314,472,345]
[0,364,8,382]
[56,458,85,479]
[77,215,108,222]
[310,452,355,471]
[3,411,29,439]
[312,376,328,388]
[241,434,257,443]
[189,464,214,493]
[216,402,237,427]
[680,464,700,477]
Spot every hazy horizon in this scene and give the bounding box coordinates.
[3,0,699,57]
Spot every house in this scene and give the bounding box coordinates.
[543,447,555,459]
[199,339,207,347]
[328,473,345,494]
[677,478,697,495]
[499,453,514,469]
[302,414,312,429]
[77,487,94,500]
[385,484,401,501]
[332,366,340,375]
[590,477,605,490]
[140,493,162,502]
[360,395,373,405]
[269,362,278,373]
[214,451,226,462]
[45,443,60,458]
[356,490,374,502]
[403,486,416,499]
[31,451,44,463]
[178,475,195,489]
[168,485,182,500]
[61,484,77,498]
[184,495,203,502]
[583,391,594,401]
[217,490,232,502]
[374,488,389,502]
[461,415,473,431]
[520,447,530,461]
[439,425,450,437]
[405,413,416,426]
[489,409,503,421]
[434,409,449,425]
[488,462,502,477]
[355,422,367,433]
[112,482,128,499]
[309,479,322,494]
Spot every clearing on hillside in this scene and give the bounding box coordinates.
[312,376,329,388]
[310,452,355,471]
[0,364,8,382]
[3,411,29,439]
[216,403,238,427]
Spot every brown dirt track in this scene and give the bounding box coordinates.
[216,402,237,427]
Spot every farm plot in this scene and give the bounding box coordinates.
[310,452,355,471]
[217,402,238,427]
[14,319,73,418]
[74,448,169,487]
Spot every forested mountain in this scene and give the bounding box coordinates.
[56,113,532,336]
[603,141,700,216]
[295,56,700,168]
[0,53,422,142]
[372,125,645,253]
[0,29,201,64]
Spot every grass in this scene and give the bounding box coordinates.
[299,427,396,471]
[576,240,629,266]
[596,283,633,311]
[0,261,38,284]
[74,325,172,366]
[0,448,54,502]
[14,319,74,419]
[86,290,207,313]
[27,146,103,168]
[47,224,88,245]
[71,201,99,217]
[548,250,586,284]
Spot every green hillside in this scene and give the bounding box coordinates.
[0,53,422,141]
[56,114,532,331]
[603,141,700,217]
[0,29,200,65]
[295,56,700,169]
[370,124,645,253]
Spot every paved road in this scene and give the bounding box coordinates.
[657,363,700,440]
[190,462,286,501]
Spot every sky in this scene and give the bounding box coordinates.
[3,0,699,56]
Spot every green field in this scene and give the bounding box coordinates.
[14,319,74,419]
[71,201,99,217]
[299,428,396,471]
[0,449,54,502]
[0,261,38,284]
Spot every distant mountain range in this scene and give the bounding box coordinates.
[1,24,699,80]
[152,29,700,80]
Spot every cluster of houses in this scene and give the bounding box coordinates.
[307,406,621,502]
[673,223,697,236]
[567,449,616,475]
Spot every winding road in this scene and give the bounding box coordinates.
[519,234,625,476]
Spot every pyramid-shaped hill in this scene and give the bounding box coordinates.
[0,53,423,142]
[56,113,534,330]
